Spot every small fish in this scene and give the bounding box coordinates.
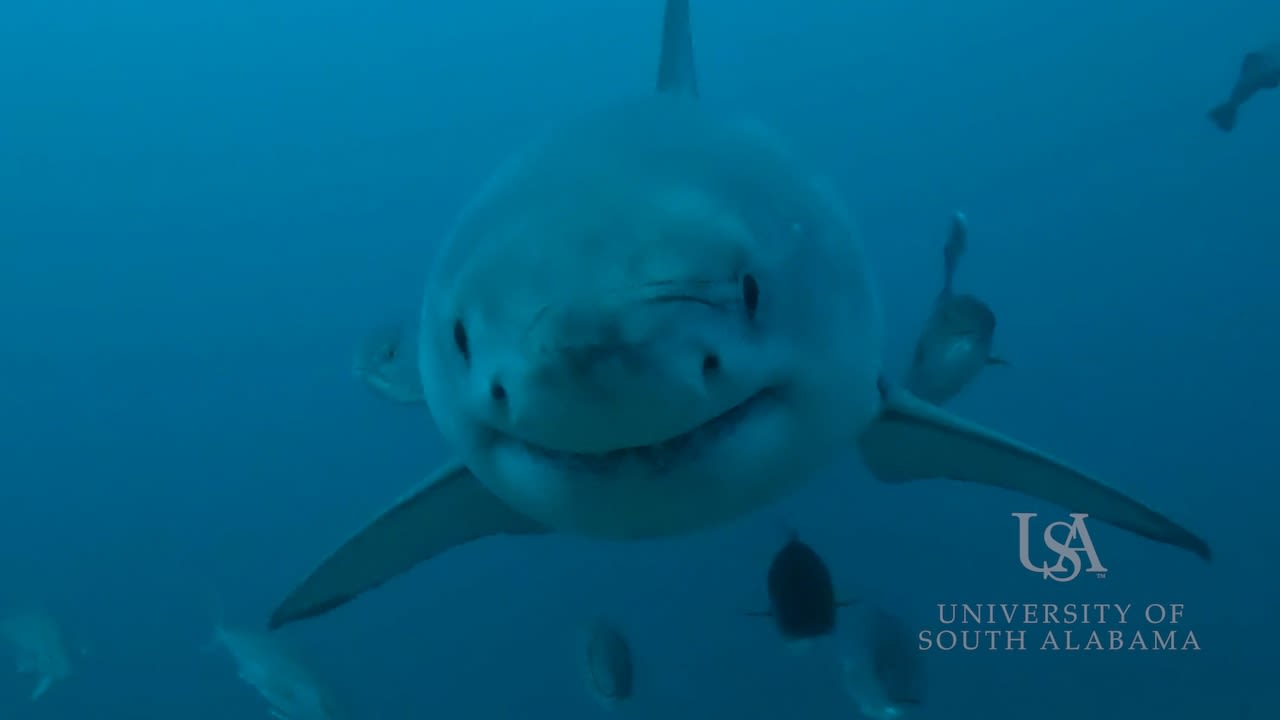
[841,604,925,720]
[747,533,854,650]
[0,608,73,700]
[904,211,1006,406]
[1208,43,1280,132]
[211,624,347,720]
[579,620,634,708]
[353,322,424,404]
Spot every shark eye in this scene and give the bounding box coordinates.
[742,273,759,320]
[452,319,470,364]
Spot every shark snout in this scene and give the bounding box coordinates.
[502,335,736,455]
[485,284,760,454]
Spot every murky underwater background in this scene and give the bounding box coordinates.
[2,0,1278,717]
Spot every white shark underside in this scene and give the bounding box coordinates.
[266,0,1210,630]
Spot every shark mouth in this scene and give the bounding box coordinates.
[511,389,775,474]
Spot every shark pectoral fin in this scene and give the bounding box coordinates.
[268,461,548,630]
[856,380,1211,562]
[986,355,1009,366]
[30,674,52,700]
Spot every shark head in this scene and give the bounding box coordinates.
[402,0,883,540]
[416,95,882,537]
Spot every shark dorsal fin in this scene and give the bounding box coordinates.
[656,0,698,98]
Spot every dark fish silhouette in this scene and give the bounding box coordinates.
[579,620,633,708]
[1208,43,1280,132]
[904,211,1006,406]
[748,534,853,648]
[841,603,926,719]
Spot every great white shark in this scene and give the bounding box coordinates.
[267,0,1210,630]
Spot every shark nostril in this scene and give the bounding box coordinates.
[490,380,508,403]
[702,353,720,374]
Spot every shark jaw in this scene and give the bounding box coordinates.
[470,384,824,538]
[497,387,776,474]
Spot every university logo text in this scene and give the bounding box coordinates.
[917,603,1201,652]
[915,512,1200,654]
[1013,512,1106,582]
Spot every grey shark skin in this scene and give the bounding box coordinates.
[905,211,1006,406]
[353,322,425,404]
[266,0,1210,630]
[1208,43,1280,132]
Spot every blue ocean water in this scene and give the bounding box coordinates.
[2,0,1277,717]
